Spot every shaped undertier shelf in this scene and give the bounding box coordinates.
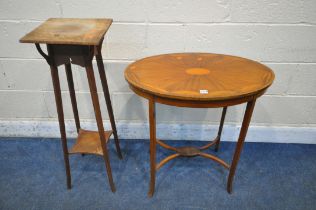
[69,129,113,156]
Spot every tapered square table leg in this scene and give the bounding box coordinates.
[50,65,71,189]
[148,98,157,197]
[215,107,227,152]
[96,46,123,159]
[227,100,256,193]
[65,63,81,133]
[85,61,116,192]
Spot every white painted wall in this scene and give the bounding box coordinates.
[0,0,315,143]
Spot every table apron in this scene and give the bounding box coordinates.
[129,84,266,108]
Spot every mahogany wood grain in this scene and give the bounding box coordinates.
[65,63,81,133]
[96,44,123,159]
[199,136,219,150]
[20,18,112,45]
[85,61,116,192]
[227,99,256,193]
[69,129,113,156]
[125,53,274,102]
[125,53,274,197]
[199,152,230,169]
[155,137,231,171]
[175,146,201,156]
[156,139,177,151]
[20,19,122,193]
[215,107,227,151]
[50,64,71,189]
[156,154,180,171]
[148,97,156,197]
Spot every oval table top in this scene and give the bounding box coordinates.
[125,53,274,102]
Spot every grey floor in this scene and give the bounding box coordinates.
[0,138,315,210]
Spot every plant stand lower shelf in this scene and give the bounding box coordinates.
[69,129,113,156]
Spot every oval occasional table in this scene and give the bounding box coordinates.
[125,53,274,197]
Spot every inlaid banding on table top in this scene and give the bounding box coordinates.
[19,18,113,45]
[125,53,275,101]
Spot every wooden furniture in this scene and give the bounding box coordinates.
[125,53,274,197]
[20,18,122,192]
